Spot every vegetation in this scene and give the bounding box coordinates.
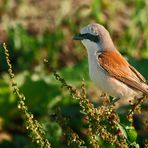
[0,0,148,147]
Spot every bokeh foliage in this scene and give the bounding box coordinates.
[0,0,148,147]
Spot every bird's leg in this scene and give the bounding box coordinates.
[109,97,120,106]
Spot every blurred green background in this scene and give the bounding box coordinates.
[0,0,148,147]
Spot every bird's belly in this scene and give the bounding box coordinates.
[89,63,136,99]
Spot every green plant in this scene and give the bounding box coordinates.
[45,60,145,148]
[3,43,148,147]
[3,43,51,148]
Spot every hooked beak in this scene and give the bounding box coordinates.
[73,34,84,40]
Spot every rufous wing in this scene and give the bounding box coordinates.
[129,65,146,83]
[97,50,148,94]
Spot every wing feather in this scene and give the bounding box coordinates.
[97,51,148,94]
[129,65,146,83]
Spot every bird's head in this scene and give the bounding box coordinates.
[73,23,116,52]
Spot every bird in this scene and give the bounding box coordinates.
[73,23,148,105]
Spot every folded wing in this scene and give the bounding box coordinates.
[97,50,148,94]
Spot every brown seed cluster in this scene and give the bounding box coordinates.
[3,43,51,148]
[52,67,128,147]
[3,43,147,148]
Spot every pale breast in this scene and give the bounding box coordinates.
[88,58,137,99]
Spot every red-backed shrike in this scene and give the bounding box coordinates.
[74,23,148,105]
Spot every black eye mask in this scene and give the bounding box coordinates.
[73,33,100,43]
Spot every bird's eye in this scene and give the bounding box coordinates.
[82,33,99,43]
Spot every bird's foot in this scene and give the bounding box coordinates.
[108,97,120,107]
